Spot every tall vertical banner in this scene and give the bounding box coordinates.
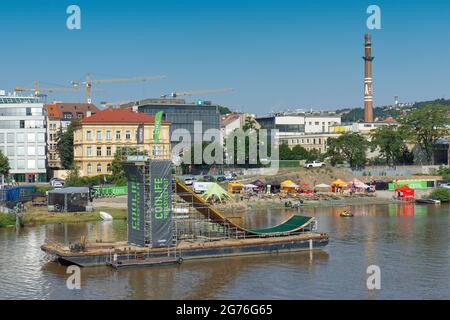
[153,111,163,144]
[136,123,144,144]
[124,164,146,247]
[150,160,172,247]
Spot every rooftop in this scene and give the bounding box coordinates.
[81,108,167,124]
[46,103,99,119]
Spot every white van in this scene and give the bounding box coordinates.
[193,182,214,194]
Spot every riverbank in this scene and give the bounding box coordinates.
[0,207,127,228]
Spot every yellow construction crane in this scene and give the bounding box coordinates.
[160,88,234,99]
[71,74,166,103]
[14,81,98,97]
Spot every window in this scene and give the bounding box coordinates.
[125,130,131,140]
[37,160,46,169]
[106,147,112,156]
[7,146,15,156]
[87,163,92,173]
[107,164,111,172]
[27,146,36,156]
[7,133,14,143]
[17,160,25,169]
[96,130,102,140]
[96,147,102,156]
[0,133,3,143]
[27,133,35,142]
[106,131,112,140]
[152,145,162,156]
[96,163,102,173]
[86,147,92,157]
[63,112,72,119]
[16,133,24,143]
[17,147,25,156]
[86,131,92,140]
[27,159,36,169]
[77,113,83,119]
[38,146,45,156]
[20,120,25,128]
[115,130,121,140]
[37,133,45,142]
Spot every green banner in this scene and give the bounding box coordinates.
[153,111,163,143]
[388,180,429,190]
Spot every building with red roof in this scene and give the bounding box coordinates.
[74,108,171,177]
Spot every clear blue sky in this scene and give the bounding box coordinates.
[1,0,449,115]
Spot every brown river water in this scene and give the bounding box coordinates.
[0,203,449,299]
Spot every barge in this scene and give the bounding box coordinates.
[41,232,329,267]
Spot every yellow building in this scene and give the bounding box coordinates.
[73,108,171,177]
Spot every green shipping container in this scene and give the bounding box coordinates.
[388,180,429,190]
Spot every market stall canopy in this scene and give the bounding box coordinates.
[348,178,369,189]
[202,183,234,203]
[395,185,415,200]
[331,179,347,187]
[315,183,331,188]
[281,180,298,187]
[244,184,258,188]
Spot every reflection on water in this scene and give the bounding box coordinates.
[0,203,449,299]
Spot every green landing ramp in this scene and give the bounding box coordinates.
[175,180,315,236]
[248,215,314,234]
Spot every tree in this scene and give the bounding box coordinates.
[218,105,232,115]
[399,104,450,164]
[56,121,78,169]
[110,147,147,185]
[242,117,257,131]
[326,132,369,169]
[0,150,10,178]
[371,125,413,166]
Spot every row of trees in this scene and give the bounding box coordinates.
[325,104,449,168]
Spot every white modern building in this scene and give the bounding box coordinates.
[256,111,341,152]
[0,91,47,182]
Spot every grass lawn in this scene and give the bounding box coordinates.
[0,206,127,228]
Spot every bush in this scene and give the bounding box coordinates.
[428,188,450,202]
[437,166,450,181]
[0,213,16,228]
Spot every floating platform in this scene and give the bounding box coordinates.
[42,232,329,267]
[108,256,182,269]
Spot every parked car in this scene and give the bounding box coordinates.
[184,177,196,186]
[216,176,226,182]
[50,178,65,187]
[304,160,325,168]
[439,182,450,189]
[224,173,238,181]
[203,175,215,182]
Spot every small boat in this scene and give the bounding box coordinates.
[340,211,354,217]
[415,199,441,205]
[99,211,113,221]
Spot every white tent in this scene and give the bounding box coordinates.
[315,183,331,188]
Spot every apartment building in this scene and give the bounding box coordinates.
[46,103,99,169]
[0,91,46,182]
[73,108,171,177]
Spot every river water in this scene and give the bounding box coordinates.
[0,203,449,299]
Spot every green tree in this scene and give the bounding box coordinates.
[371,125,413,166]
[242,117,257,131]
[110,147,147,185]
[279,144,293,160]
[56,121,78,169]
[290,145,310,160]
[64,166,83,187]
[399,104,450,164]
[0,150,10,177]
[218,105,232,115]
[326,132,369,169]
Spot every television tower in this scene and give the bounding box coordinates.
[363,33,374,123]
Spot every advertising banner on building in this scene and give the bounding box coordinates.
[136,123,144,144]
[153,111,163,143]
[150,160,172,247]
[123,164,146,247]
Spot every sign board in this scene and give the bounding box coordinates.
[150,160,172,247]
[124,164,146,247]
[153,111,163,144]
